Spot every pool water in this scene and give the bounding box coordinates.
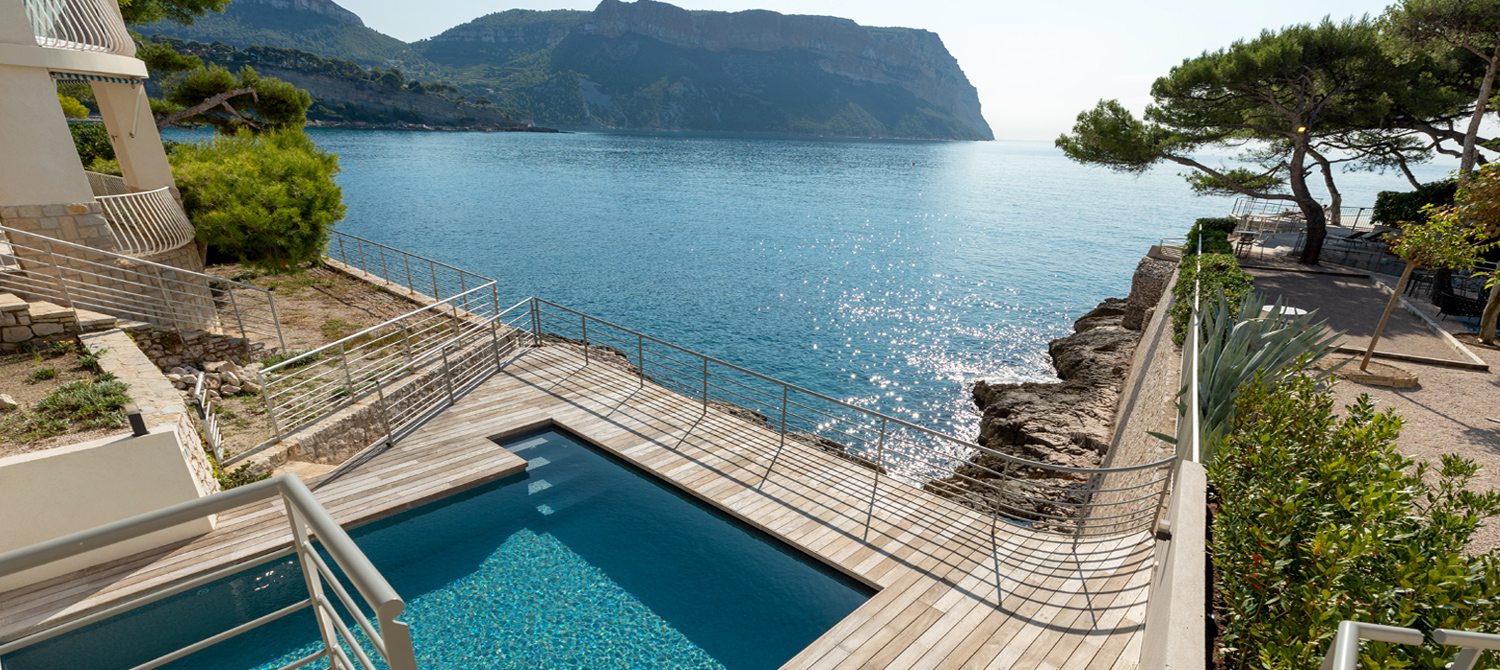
[3,428,872,670]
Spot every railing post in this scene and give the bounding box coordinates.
[440,346,456,405]
[490,315,503,370]
[225,285,247,341]
[637,333,644,386]
[373,374,395,447]
[702,357,709,413]
[282,499,343,667]
[429,261,439,302]
[261,378,284,441]
[338,343,356,402]
[335,232,347,266]
[356,238,370,277]
[759,385,789,489]
[268,292,287,351]
[531,298,541,347]
[377,245,391,284]
[864,418,886,540]
[582,314,589,364]
[403,254,413,297]
[41,239,77,313]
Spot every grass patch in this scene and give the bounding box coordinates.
[1,376,131,442]
[320,317,355,341]
[260,348,322,370]
[28,367,58,383]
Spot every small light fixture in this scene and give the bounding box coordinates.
[1297,126,1308,133]
[125,403,148,436]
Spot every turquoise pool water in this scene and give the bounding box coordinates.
[3,428,872,670]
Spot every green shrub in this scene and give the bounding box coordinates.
[1170,253,1254,345]
[1374,180,1458,226]
[171,129,344,273]
[1210,371,1500,669]
[259,348,321,369]
[1185,217,1239,256]
[28,367,58,383]
[69,122,115,166]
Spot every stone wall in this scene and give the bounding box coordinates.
[0,202,117,253]
[126,325,257,368]
[176,412,221,498]
[1122,255,1175,331]
[83,329,187,430]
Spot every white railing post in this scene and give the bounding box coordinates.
[282,499,345,669]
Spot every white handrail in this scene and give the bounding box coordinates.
[23,0,135,56]
[96,187,197,256]
[1319,620,1500,670]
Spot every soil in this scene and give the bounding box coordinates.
[1454,331,1500,352]
[1313,354,1418,387]
[0,344,127,458]
[197,262,428,461]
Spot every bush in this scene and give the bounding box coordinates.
[1210,371,1500,669]
[69,122,115,166]
[1185,217,1238,256]
[1374,180,1458,226]
[1170,253,1254,345]
[171,129,344,273]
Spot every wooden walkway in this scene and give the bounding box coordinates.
[0,343,1153,670]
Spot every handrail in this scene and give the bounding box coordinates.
[0,224,285,349]
[84,170,129,197]
[0,475,417,670]
[23,0,135,56]
[96,187,197,256]
[1319,620,1500,670]
[326,230,493,306]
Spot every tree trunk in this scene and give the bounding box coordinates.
[1483,280,1500,344]
[1362,260,1416,372]
[1314,151,1342,229]
[1290,145,1326,265]
[1461,48,1499,179]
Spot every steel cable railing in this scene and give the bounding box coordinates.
[96,187,197,256]
[0,475,417,670]
[326,231,490,307]
[530,298,1176,539]
[23,0,135,56]
[0,224,285,349]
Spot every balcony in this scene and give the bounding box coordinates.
[23,0,134,57]
[94,186,197,256]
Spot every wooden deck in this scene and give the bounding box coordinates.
[1,342,1153,670]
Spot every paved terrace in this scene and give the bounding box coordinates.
[0,342,1154,670]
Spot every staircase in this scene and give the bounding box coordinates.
[0,291,118,349]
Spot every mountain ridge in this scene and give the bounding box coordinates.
[138,0,993,140]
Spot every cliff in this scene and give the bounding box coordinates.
[132,0,421,66]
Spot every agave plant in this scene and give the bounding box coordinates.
[1194,291,1344,464]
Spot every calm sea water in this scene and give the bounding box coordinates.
[301,129,1442,439]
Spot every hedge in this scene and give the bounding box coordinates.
[1170,253,1253,345]
[1184,217,1238,256]
[1373,180,1458,226]
[1209,370,1500,669]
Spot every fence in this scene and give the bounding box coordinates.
[23,0,134,56]
[326,231,490,305]
[0,224,285,348]
[96,187,198,256]
[192,372,225,463]
[1231,197,1376,232]
[258,282,529,448]
[528,298,1175,538]
[0,475,417,670]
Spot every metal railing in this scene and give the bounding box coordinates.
[1320,621,1499,670]
[0,475,417,670]
[257,282,524,450]
[1231,197,1376,232]
[96,187,197,256]
[528,298,1176,538]
[0,224,285,349]
[85,170,129,197]
[327,231,490,306]
[23,0,135,56]
[192,372,225,462]
[1176,240,1203,464]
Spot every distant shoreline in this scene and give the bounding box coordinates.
[304,120,564,134]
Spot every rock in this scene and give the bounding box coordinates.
[160,355,182,367]
[2,326,31,343]
[173,380,188,390]
[31,322,65,336]
[166,373,182,383]
[204,360,232,373]
[204,377,221,390]
[1122,256,1175,331]
[207,390,222,403]
[168,367,187,376]
[947,297,1142,502]
[242,381,263,395]
[221,384,241,396]
[0,394,17,411]
[222,371,241,387]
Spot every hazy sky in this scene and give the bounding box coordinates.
[337,0,1392,141]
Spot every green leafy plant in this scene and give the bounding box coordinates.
[1374,180,1459,225]
[259,348,321,370]
[319,318,353,341]
[1170,253,1255,345]
[1211,370,1500,669]
[1184,217,1239,257]
[28,368,58,383]
[171,128,344,273]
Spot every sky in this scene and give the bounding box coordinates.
[334,0,1395,141]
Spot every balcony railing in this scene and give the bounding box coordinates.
[96,187,197,256]
[23,0,134,56]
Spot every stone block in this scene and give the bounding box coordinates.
[30,322,65,336]
[0,207,16,219]
[41,205,66,217]
[0,313,11,328]
[2,326,32,343]
[17,206,43,218]
[65,203,89,216]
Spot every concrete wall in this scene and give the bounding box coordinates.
[1139,460,1208,670]
[0,421,219,592]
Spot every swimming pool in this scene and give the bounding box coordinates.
[3,428,872,670]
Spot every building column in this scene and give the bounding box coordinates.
[0,64,95,208]
[91,81,177,194]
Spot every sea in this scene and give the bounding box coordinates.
[278,129,1447,441]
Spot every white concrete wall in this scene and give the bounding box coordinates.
[1139,460,1207,670]
[0,424,217,592]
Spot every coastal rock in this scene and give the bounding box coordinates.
[1122,256,1175,331]
[966,298,1139,473]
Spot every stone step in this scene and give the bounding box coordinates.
[74,308,117,332]
[0,293,25,314]
[26,301,76,323]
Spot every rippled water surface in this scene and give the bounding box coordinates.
[308,129,1437,439]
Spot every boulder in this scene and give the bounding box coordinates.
[0,394,17,411]
[204,360,232,373]
[222,371,241,387]
[1122,256,1175,331]
[221,384,241,396]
